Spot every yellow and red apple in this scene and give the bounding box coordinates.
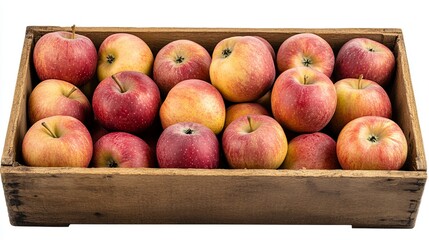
[22,115,93,167]
[160,79,226,134]
[337,116,407,170]
[222,115,288,169]
[277,33,335,77]
[329,76,392,134]
[271,66,337,133]
[28,79,91,125]
[210,36,276,102]
[97,33,153,81]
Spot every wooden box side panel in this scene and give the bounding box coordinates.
[391,35,426,171]
[1,168,426,227]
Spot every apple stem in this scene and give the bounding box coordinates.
[303,75,309,85]
[41,122,58,138]
[112,75,125,93]
[247,115,253,133]
[65,86,78,98]
[358,74,364,89]
[71,25,76,39]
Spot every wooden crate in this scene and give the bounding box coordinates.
[1,26,426,228]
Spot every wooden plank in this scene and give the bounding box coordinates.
[1,167,425,227]
[390,34,426,171]
[27,26,401,52]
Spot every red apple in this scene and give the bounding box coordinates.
[33,25,97,86]
[277,33,335,77]
[337,116,407,170]
[329,76,392,134]
[92,132,154,168]
[156,122,219,169]
[28,79,91,125]
[210,36,276,102]
[222,115,288,169]
[22,115,93,167]
[160,79,225,134]
[97,33,154,81]
[271,66,337,133]
[92,71,161,133]
[153,39,211,96]
[280,132,339,170]
[334,38,395,86]
[225,103,269,127]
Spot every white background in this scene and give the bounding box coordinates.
[0,0,428,239]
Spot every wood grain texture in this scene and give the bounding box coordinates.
[1,27,426,227]
[1,167,426,227]
[26,26,401,54]
[390,34,426,171]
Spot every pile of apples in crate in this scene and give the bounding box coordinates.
[22,26,407,171]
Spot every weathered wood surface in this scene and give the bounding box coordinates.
[1,167,426,227]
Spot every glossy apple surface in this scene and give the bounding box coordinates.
[22,115,93,167]
[222,115,288,169]
[277,33,335,77]
[157,122,219,169]
[92,71,161,133]
[97,33,153,81]
[93,132,154,168]
[280,132,339,169]
[210,36,276,102]
[160,79,225,134]
[337,116,407,170]
[334,38,395,86]
[28,79,91,125]
[33,26,97,86]
[329,76,392,134]
[153,39,211,96]
[271,66,337,133]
